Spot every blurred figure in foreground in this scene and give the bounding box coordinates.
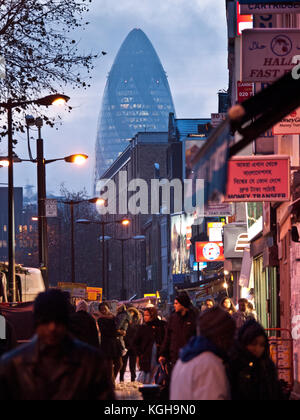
[0,290,114,401]
[228,320,284,400]
[170,306,236,400]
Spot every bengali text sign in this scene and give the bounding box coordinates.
[226,156,290,202]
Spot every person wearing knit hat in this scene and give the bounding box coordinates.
[175,292,192,310]
[170,306,236,401]
[0,289,115,400]
[159,291,197,395]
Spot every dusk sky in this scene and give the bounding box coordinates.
[0,0,228,197]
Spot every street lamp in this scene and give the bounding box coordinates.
[76,218,131,298]
[113,235,145,301]
[0,93,70,302]
[61,198,103,284]
[24,113,88,289]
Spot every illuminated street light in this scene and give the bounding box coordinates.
[64,154,88,165]
[0,93,70,301]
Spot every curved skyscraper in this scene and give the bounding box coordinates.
[94,28,176,185]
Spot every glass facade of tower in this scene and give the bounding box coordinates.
[94,29,176,185]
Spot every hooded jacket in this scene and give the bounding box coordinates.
[228,320,284,400]
[170,336,230,400]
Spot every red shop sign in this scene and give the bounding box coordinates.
[237,81,254,103]
[196,242,225,263]
[225,155,290,202]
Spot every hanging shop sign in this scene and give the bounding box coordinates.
[273,107,300,135]
[204,203,234,217]
[240,3,300,14]
[242,29,300,82]
[225,155,290,202]
[237,81,255,103]
[195,242,225,263]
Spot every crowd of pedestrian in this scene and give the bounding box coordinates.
[0,289,288,400]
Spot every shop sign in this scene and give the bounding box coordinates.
[273,107,300,135]
[242,29,300,82]
[57,282,87,299]
[204,203,234,217]
[225,155,290,202]
[195,242,225,263]
[87,287,102,302]
[211,113,227,128]
[240,2,300,14]
[224,224,248,259]
[237,81,254,103]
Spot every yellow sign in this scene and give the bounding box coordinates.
[58,282,87,299]
[144,294,156,298]
[87,287,103,302]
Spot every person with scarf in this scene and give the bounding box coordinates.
[228,319,285,400]
[170,306,236,400]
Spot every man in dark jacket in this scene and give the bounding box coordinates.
[69,300,99,348]
[0,289,114,401]
[159,292,197,367]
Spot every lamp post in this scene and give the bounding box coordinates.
[0,94,70,301]
[113,235,146,301]
[76,218,131,298]
[61,198,103,284]
[1,151,88,291]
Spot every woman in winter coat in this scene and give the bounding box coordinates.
[134,307,166,384]
[228,319,284,400]
[97,303,122,383]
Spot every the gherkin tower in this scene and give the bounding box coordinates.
[94,28,176,186]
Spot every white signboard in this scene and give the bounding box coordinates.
[205,203,234,217]
[273,107,300,135]
[242,29,300,82]
[241,3,300,14]
[45,199,58,218]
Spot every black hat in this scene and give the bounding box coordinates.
[34,289,70,327]
[175,292,192,309]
